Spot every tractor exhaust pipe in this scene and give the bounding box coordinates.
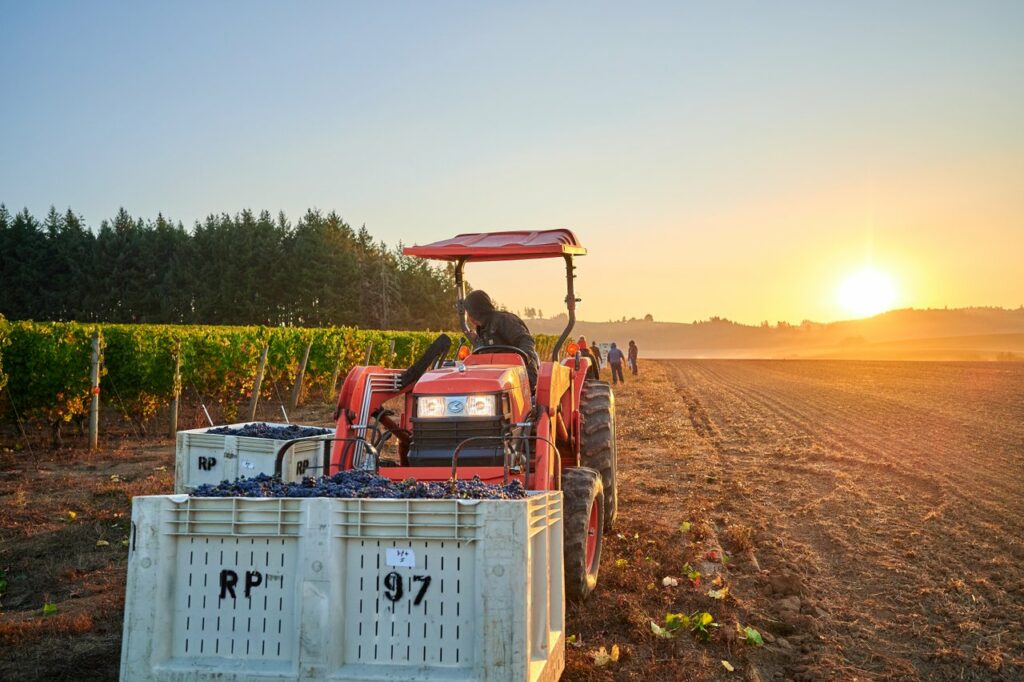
[454,257,472,337]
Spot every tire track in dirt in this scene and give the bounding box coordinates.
[695,362,953,496]
[721,360,1024,507]
[694,361,1024,556]
[664,360,1024,680]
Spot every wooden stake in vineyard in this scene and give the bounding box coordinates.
[289,339,313,410]
[89,330,101,450]
[247,343,270,422]
[168,347,181,438]
[328,356,343,404]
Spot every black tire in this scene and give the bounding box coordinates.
[562,467,604,601]
[580,380,618,530]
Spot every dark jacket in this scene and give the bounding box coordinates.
[473,310,539,388]
[581,348,600,380]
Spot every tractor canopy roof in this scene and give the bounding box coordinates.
[403,229,586,262]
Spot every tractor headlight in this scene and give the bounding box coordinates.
[416,394,498,418]
[466,394,496,417]
[417,396,446,418]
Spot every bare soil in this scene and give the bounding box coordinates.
[2,361,1023,681]
[564,360,1024,681]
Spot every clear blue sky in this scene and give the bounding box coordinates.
[3,1,1022,323]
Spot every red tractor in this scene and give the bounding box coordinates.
[326,229,617,599]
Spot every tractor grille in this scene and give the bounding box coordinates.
[409,418,506,467]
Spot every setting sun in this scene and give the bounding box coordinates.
[838,267,898,318]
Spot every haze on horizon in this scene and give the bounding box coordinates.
[2,1,1022,326]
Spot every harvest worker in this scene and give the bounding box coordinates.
[607,342,626,385]
[576,335,601,381]
[590,340,603,369]
[628,340,639,376]
[464,289,539,390]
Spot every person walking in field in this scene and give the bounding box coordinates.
[590,340,603,369]
[628,339,639,376]
[607,342,626,385]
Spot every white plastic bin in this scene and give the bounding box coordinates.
[174,423,329,493]
[120,493,565,682]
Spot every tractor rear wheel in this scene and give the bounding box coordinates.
[580,380,617,530]
[562,467,604,601]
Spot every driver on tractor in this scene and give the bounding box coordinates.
[464,289,540,391]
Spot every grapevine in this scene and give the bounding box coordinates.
[0,322,558,425]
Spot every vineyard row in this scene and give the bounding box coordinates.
[0,319,557,431]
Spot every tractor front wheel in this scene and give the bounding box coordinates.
[562,467,604,601]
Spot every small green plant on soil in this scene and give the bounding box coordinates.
[690,611,718,640]
[683,562,701,586]
[738,623,764,646]
[650,611,719,641]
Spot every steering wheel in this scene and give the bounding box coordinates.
[471,344,533,366]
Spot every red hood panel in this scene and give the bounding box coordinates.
[413,365,527,395]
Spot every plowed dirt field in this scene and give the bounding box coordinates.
[565,360,1024,681]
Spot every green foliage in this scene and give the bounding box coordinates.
[4,321,97,422]
[0,204,459,331]
[103,325,181,418]
[650,610,719,641]
[689,611,718,641]
[4,322,553,418]
[741,624,764,646]
[0,314,9,393]
[0,323,559,424]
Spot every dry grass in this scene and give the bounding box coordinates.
[0,611,95,645]
[723,522,754,553]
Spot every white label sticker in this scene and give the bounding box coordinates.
[242,460,255,470]
[386,548,416,568]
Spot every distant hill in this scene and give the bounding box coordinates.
[527,307,1024,360]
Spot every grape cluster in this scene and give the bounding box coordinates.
[192,470,527,500]
[206,423,332,439]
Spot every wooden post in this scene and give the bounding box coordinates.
[289,340,313,410]
[387,339,396,367]
[89,331,101,450]
[168,348,181,438]
[247,344,270,422]
[363,340,373,365]
[327,355,343,404]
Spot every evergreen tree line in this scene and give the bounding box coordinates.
[0,204,459,330]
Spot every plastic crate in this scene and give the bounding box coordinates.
[120,493,565,682]
[174,423,329,493]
